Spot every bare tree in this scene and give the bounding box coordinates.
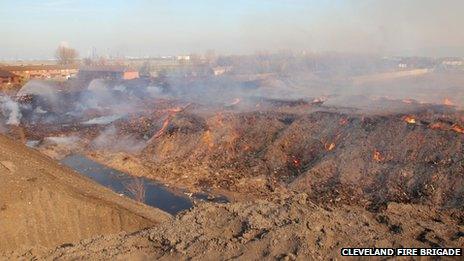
[55,45,78,65]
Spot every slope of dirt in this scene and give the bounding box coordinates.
[287,112,464,209]
[8,193,463,260]
[112,109,463,208]
[0,134,171,253]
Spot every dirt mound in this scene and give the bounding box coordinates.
[288,112,464,209]
[9,193,463,260]
[139,109,464,208]
[0,134,171,253]
[15,89,463,208]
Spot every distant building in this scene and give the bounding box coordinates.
[0,65,78,80]
[78,65,139,81]
[398,63,408,69]
[0,70,21,84]
[177,55,190,61]
[211,66,232,76]
[441,60,463,66]
[437,58,464,71]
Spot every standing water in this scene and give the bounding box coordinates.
[61,154,194,215]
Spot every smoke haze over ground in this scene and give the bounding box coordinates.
[0,95,21,125]
[1,53,463,133]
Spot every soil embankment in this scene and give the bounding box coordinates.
[7,193,463,260]
[0,134,171,253]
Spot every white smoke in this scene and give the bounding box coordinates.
[17,80,60,107]
[78,79,140,116]
[82,115,122,125]
[92,126,146,153]
[146,86,163,97]
[44,136,80,148]
[0,95,22,125]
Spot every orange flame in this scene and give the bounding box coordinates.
[373,150,383,162]
[147,103,192,143]
[325,142,336,151]
[167,106,183,113]
[443,98,454,106]
[148,117,171,141]
[451,124,464,134]
[403,116,416,124]
[402,99,414,104]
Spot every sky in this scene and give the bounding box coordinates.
[1,0,464,60]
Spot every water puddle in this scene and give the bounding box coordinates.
[61,154,227,215]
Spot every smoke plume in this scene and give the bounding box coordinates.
[0,95,22,125]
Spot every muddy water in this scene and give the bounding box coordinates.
[61,154,194,215]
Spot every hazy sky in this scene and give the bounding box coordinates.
[1,0,463,59]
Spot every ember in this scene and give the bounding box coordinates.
[443,98,454,106]
[291,156,301,166]
[339,118,348,125]
[373,150,383,162]
[403,116,416,124]
[427,121,464,134]
[402,99,415,104]
[325,142,336,151]
[451,124,464,134]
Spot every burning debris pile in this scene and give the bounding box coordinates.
[0,73,463,212]
[138,108,463,209]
